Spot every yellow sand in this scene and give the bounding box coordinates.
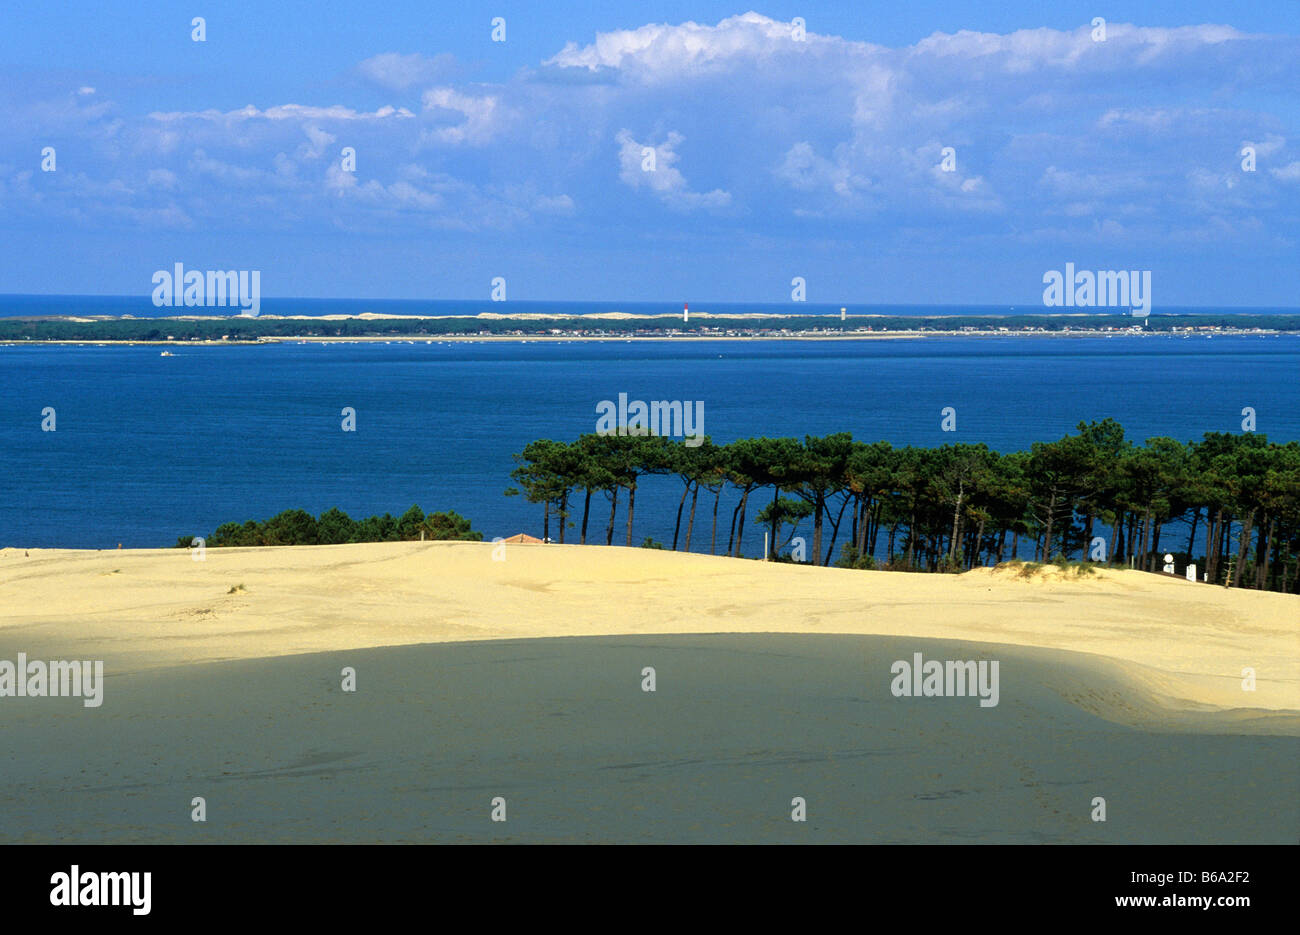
[1,542,1294,731]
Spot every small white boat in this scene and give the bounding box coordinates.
[160,351,174,357]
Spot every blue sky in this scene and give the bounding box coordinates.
[1,1,1297,305]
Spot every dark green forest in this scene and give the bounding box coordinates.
[178,505,481,549]
[508,420,1300,593]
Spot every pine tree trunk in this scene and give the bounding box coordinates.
[580,489,592,544]
[605,487,619,546]
[860,497,872,554]
[768,486,780,559]
[1217,513,1233,583]
[732,489,751,557]
[949,483,964,562]
[1253,516,1270,589]
[625,483,637,547]
[1206,508,1222,581]
[685,483,699,552]
[850,497,860,555]
[824,496,850,566]
[1185,506,1200,558]
[1233,510,1255,588]
[727,496,741,557]
[812,492,825,564]
[710,487,720,555]
[1042,489,1057,561]
[672,485,689,550]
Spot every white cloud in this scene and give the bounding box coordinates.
[1098,108,1178,130]
[911,23,1246,73]
[324,161,355,193]
[615,129,730,210]
[421,88,508,145]
[358,52,458,91]
[545,11,814,79]
[187,149,264,184]
[297,124,336,160]
[1242,135,1286,158]
[1271,161,1300,181]
[775,142,867,197]
[149,104,415,122]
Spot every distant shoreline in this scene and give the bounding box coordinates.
[4,330,1295,347]
[2,311,1299,344]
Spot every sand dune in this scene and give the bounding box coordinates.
[1,542,1294,728]
[1,542,1296,843]
[1,634,1294,844]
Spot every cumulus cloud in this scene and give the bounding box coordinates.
[615,129,730,210]
[545,11,822,79]
[420,88,509,145]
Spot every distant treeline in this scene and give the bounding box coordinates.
[177,505,481,548]
[5,313,1300,341]
[508,422,1300,593]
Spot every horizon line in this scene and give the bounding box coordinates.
[2,294,1299,313]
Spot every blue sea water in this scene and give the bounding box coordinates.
[1,334,1297,553]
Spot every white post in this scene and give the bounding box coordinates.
[764,531,769,561]
[1186,563,1197,582]
[841,306,846,322]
